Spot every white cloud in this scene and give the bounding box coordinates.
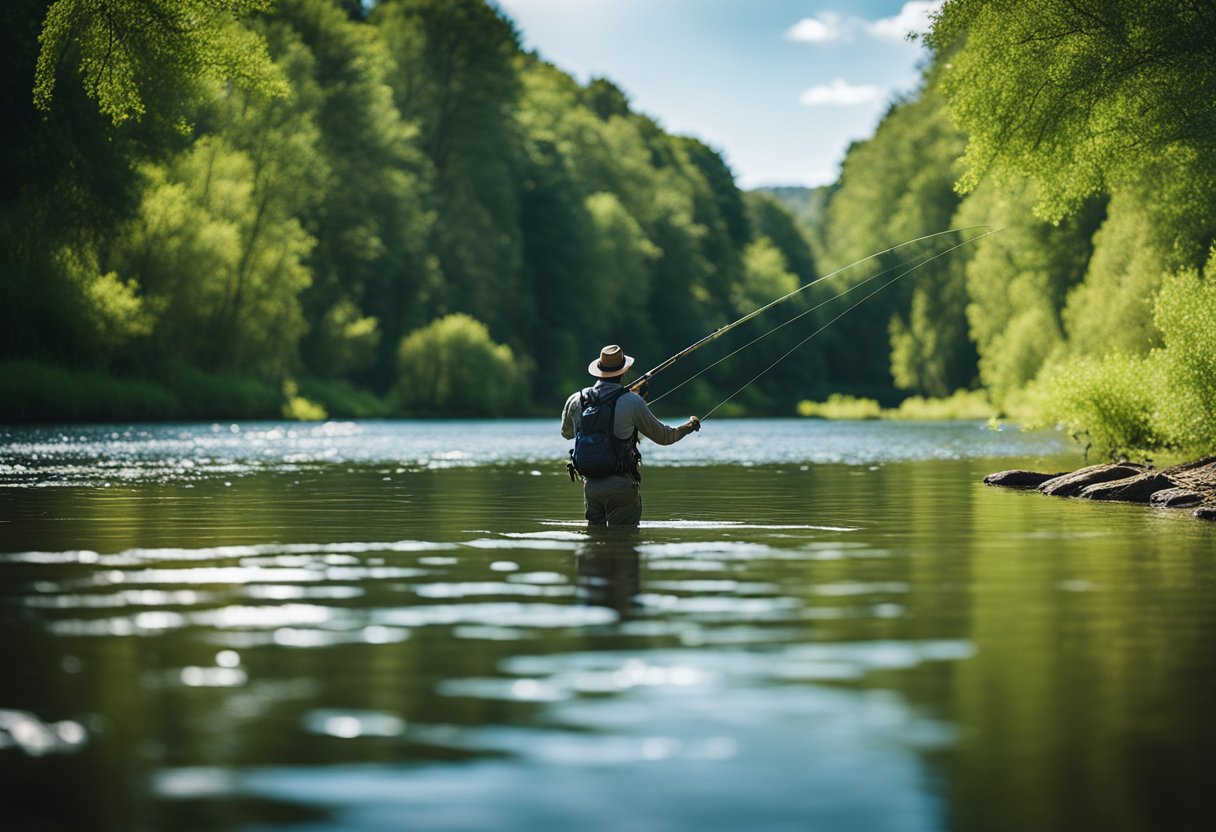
[866,1,943,42]
[799,79,881,107]
[786,13,842,43]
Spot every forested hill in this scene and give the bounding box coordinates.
[2,0,1214,455]
[1,0,827,421]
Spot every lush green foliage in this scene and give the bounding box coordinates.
[797,389,995,421]
[928,0,1216,222]
[392,313,527,417]
[5,0,1214,451]
[1153,257,1216,449]
[797,394,884,420]
[1032,250,1216,453]
[10,0,829,420]
[35,0,286,124]
[891,389,995,421]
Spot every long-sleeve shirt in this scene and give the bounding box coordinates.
[560,380,683,446]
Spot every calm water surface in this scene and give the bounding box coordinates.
[0,420,1212,832]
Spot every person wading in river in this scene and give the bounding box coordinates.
[561,345,701,526]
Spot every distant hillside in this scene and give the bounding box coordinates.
[752,185,835,241]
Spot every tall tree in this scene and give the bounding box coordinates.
[375,0,527,341]
[820,84,972,398]
[271,0,437,388]
[928,0,1216,229]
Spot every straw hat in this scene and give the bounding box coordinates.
[588,344,634,378]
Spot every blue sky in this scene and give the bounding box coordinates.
[493,0,942,190]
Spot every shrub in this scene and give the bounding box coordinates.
[796,393,883,420]
[1025,353,1160,455]
[281,380,327,421]
[1152,264,1216,449]
[1025,249,1216,456]
[891,389,996,420]
[392,314,528,416]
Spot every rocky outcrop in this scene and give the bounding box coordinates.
[1149,487,1204,508]
[1078,472,1173,502]
[985,457,1216,521]
[982,469,1067,488]
[1037,463,1149,497]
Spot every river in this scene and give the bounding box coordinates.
[1,419,1212,831]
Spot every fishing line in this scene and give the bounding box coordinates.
[647,245,946,407]
[628,225,990,393]
[698,228,999,421]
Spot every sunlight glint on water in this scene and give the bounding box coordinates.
[1,420,1212,832]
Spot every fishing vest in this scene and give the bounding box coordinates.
[569,386,638,479]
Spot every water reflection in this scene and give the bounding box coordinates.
[575,527,642,620]
[0,425,1213,832]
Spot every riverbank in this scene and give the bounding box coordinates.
[985,456,1216,521]
[0,360,389,422]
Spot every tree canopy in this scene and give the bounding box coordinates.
[4,0,1214,454]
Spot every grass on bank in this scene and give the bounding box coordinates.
[797,389,998,421]
[0,360,374,422]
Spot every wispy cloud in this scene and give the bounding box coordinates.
[786,13,842,43]
[799,79,881,107]
[867,1,942,42]
[787,2,943,45]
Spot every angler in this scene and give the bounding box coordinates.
[561,345,701,526]
[560,228,996,526]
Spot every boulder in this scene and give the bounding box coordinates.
[1149,487,1204,508]
[984,469,1067,488]
[1194,505,1216,521]
[1038,463,1149,497]
[1163,455,1216,491]
[1078,472,1174,502]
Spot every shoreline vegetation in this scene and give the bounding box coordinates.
[0,359,999,423]
[3,1,1214,458]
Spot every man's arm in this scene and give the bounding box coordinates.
[619,392,700,446]
[560,393,579,440]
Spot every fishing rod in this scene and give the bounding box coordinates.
[647,227,999,408]
[627,226,990,397]
[697,227,999,420]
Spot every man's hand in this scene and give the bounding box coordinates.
[677,416,701,437]
[637,380,650,400]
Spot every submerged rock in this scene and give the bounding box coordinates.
[983,469,1067,488]
[1194,506,1216,521]
[1037,463,1149,497]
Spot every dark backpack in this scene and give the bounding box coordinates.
[570,386,634,478]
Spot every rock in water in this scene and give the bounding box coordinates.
[1150,487,1204,508]
[1078,472,1173,502]
[1038,463,1149,497]
[983,470,1066,488]
[1195,505,1216,521]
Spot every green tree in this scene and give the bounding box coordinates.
[1153,252,1216,449]
[392,313,528,416]
[928,0,1216,223]
[35,0,285,125]
[376,0,526,338]
[820,83,972,398]
[270,0,437,388]
[109,136,314,374]
[955,179,1103,409]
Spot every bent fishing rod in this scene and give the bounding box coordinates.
[698,227,999,420]
[627,226,990,397]
[648,227,1000,409]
